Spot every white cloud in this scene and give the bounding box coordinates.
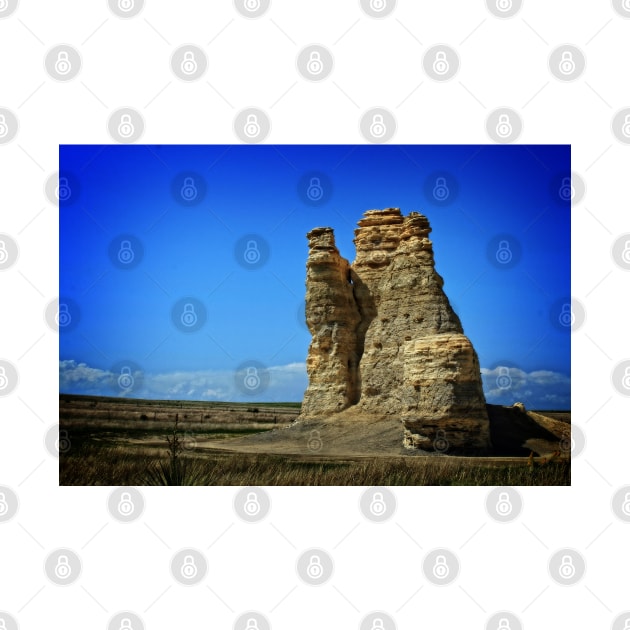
[60,360,569,409]
[60,360,307,402]
[481,366,570,409]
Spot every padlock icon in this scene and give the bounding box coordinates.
[370,114,386,138]
[307,554,323,579]
[244,367,260,390]
[307,429,322,451]
[558,554,575,579]
[621,492,630,516]
[624,0,630,10]
[181,303,198,327]
[622,366,630,390]
[496,366,511,389]
[432,51,449,75]
[181,177,198,201]
[244,491,261,515]
[0,114,8,138]
[57,303,72,327]
[369,491,387,516]
[495,239,512,264]
[181,51,198,75]
[0,240,8,264]
[307,177,323,201]
[57,429,71,453]
[181,555,198,579]
[369,0,386,11]
[118,366,134,390]
[622,114,630,138]
[558,51,575,75]
[558,303,574,328]
[558,176,573,201]
[621,240,630,264]
[118,491,135,516]
[118,0,134,11]
[244,114,261,138]
[119,618,133,630]
[371,619,385,630]
[432,555,449,579]
[183,431,196,451]
[54,51,72,75]
[56,176,72,201]
[623,619,630,630]
[563,430,579,453]
[433,177,449,201]
[118,114,135,138]
[244,0,261,10]
[495,114,512,138]
[0,0,8,10]
[54,554,72,579]
[0,492,8,516]
[496,0,512,11]
[307,51,323,75]
[434,429,448,451]
[497,619,511,630]
[118,240,135,264]
[245,620,260,630]
[243,239,261,264]
[0,366,8,390]
[495,491,513,516]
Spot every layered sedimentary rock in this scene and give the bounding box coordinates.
[300,208,491,452]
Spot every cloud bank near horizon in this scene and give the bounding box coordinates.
[60,360,570,409]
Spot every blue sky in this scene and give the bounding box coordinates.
[59,144,570,409]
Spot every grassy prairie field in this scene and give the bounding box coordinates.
[59,395,570,486]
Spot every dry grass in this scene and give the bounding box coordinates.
[58,395,570,486]
[60,442,569,486]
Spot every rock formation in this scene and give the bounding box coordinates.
[300,208,491,453]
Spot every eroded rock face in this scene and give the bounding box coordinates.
[300,208,491,453]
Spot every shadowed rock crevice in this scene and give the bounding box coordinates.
[299,209,491,453]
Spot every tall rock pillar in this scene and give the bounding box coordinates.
[300,209,491,453]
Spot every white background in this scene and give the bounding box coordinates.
[1,0,629,628]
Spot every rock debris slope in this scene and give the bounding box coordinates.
[299,208,491,452]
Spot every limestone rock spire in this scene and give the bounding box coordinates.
[300,209,491,453]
